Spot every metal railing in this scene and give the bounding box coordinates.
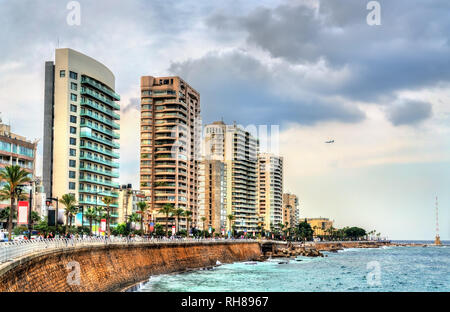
[0,237,256,264]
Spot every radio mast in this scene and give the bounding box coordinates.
[434,196,441,246]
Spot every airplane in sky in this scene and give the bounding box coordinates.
[325,139,335,144]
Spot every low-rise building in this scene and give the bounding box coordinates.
[305,218,334,237]
[0,120,37,210]
[117,184,147,226]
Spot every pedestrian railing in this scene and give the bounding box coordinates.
[0,237,256,264]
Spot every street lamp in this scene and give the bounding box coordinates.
[46,197,59,227]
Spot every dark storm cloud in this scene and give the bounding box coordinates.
[387,100,433,126]
[206,0,450,103]
[169,51,365,125]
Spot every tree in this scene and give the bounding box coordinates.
[344,227,366,240]
[101,196,116,237]
[159,203,174,237]
[184,210,193,235]
[0,165,31,240]
[136,201,148,233]
[84,207,97,235]
[31,211,41,225]
[59,194,77,235]
[0,207,17,231]
[298,220,314,241]
[128,212,140,230]
[172,208,185,234]
[227,214,235,237]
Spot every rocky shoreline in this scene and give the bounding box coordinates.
[258,241,393,260]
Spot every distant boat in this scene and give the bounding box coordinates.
[216,260,222,266]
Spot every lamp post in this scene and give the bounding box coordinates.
[46,197,59,227]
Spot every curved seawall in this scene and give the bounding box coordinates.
[0,241,261,292]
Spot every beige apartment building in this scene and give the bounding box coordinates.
[43,48,121,227]
[306,218,334,237]
[258,153,283,232]
[117,184,147,225]
[203,121,259,234]
[282,193,299,229]
[198,159,227,233]
[0,121,37,210]
[140,76,200,230]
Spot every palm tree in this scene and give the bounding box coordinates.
[59,194,77,235]
[84,207,97,236]
[128,212,141,230]
[136,201,148,233]
[201,216,207,237]
[101,196,116,237]
[159,203,174,237]
[0,165,31,240]
[184,210,193,235]
[172,208,185,234]
[227,214,235,237]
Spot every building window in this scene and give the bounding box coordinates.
[70,104,77,112]
[70,115,77,123]
[70,137,76,145]
[69,171,76,179]
[69,71,78,80]
[71,82,78,91]
[60,70,66,77]
[70,126,77,134]
[69,160,76,168]
[69,148,76,156]
[69,182,76,190]
[70,93,77,101]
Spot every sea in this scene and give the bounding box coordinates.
[132,241,449,292]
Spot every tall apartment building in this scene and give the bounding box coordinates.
[203,121,259,234]
[140,76,200,230]
[0,120,37,209]
[282,193,299,228]
[198,159,227,232]
[258,153,283,232]
[43,48,121,226]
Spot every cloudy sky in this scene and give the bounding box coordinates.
[0,0,449,239]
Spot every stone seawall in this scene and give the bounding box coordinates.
[0,241,261,292]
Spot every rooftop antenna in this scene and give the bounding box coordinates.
[435,196,442,245]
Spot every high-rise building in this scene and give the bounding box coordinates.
[282,193,299,229]
[140,76,200,231]
[43,48,121,226]
[198,159,227,233]
[0,120,37,210]
[258,153,283,232]
[203,121,259,234]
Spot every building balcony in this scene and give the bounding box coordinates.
[79,176,120,188]
[79,154,119,168]
[80,87,120,110]
[79,164,119,178]
[80,142,120,159]
[80,98,120,120]
[80,121,120,139]
[80,131,120,149]
[79,199,119,208]
[80,109,120,130]
[81,76,120,101]
[79,189,119,198]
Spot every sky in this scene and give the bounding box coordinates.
[0,0,449,240]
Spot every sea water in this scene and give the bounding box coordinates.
[135,243,450,292]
